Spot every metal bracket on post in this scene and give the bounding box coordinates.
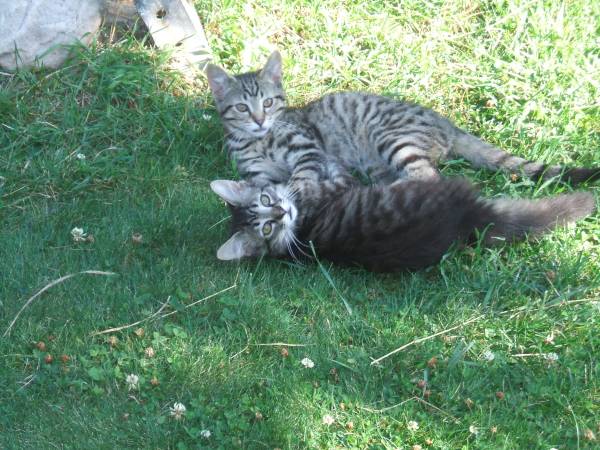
[134,0,212,75]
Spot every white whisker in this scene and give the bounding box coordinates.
[288,229,311,258]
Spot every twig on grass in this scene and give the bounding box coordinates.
[253,343,310,347]
[414,396,460,423]
[17,373,37,392]
[500,296,599,320]
[370,315,484,366]
[208,215,231,230]
[359,396,459,422]
[359,396,417,413]
[91,271,240,336]
[368,296,595,366]
[158,282,237,320]
[3,270,117,338]
[229,324,250,360]
[16,359,41,392]
[91,296,172,336]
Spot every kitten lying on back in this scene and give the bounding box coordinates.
[210,178,595,272]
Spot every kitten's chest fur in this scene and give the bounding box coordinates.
[226,133,291,184]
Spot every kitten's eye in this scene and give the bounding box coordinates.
[263,98,273,108]
[262,221,273,236]
[260,194,271,206]
[235,103,248,112]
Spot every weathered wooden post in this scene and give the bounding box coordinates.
[135,0,212,74]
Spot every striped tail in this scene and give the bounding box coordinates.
[451,131,600,185]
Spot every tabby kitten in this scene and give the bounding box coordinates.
[206,51,600,188]
[210,178,595,272]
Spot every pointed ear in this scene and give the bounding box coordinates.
[259,50,282,85]
[210,180,249,206]
[217,232,261,260]
[206,64,236,100]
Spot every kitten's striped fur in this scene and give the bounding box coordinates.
[210,178,595,272]
[206,51,600,189]
[207,51,597,269]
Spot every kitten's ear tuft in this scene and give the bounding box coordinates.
[206,64,235,100]
[217,232,259,260]
[210,180,247,206]
[260,50,282,85]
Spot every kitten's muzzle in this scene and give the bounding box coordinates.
[272,206,286,220]
[251,114,265,127]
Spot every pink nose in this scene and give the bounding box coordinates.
[252,115,265,127]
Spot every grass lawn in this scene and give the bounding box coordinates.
[1,0,600,448]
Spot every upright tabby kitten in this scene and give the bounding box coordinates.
[210,178,595,272]
[206,51,600,188]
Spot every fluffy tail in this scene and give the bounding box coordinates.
[452,131,600,185]
[484,192,596,243]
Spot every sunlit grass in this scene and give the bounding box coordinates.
[1,0,599,448]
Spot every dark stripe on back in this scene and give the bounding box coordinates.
[349,98,358,130]
[241,170,264,178]
[309,123,325,147]
[295,153,321,166]
[361,101,372,122]
[236,155,262,165]
[287,143,318,153]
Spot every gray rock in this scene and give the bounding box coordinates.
[0,0,102,71]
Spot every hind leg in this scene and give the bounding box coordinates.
[370,126,445,182]
[394,147,440,180]
[380,140,441,181]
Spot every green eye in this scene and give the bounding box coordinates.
[263,98,273,108]
[260,194,271,206]
[262,222,273,236]
[235,103,248,112]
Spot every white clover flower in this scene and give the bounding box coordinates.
[407,420,419,431]
[76,153,86,160]
[469,424,479,435]
[71,227,87,242]
[322,414,335,426]
[301,357,315,368]
[125,373,139,390]
[200,429,211,438]
[482,350,495,361]
[545,352,559,362]
[169,402,186,420]
[144,346,155,358]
